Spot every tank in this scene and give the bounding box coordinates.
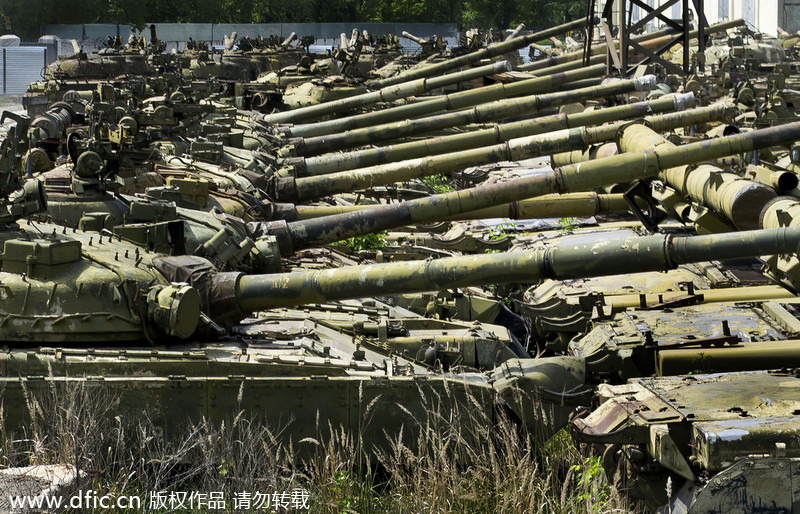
[401,30,445,56]
[572,369,800,512]
[44,47,152,81]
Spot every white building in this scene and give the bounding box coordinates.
[601,0,791,37]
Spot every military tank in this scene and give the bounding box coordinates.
[2,160,800,457]
[573,370,800,513]
[12,17,800,510]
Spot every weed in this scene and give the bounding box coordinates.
[690,352,713,374]
[488,219,518,240]
[422,174,455,194]
[332,230,388,252]
[571,456,611,509]
[559,216,578,232]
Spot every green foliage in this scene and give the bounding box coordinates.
[558,216,578,232]
[216,456,231,478]
[331,471,355,508]
[570,455,611,507]
[488,219,517,240]
[333,230,388,252]
[422,173,455,194]
[1,0,587,40]
[689,352,713,374]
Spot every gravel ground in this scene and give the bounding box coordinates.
[0,96,25,138]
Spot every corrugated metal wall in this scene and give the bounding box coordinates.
[42,22,458,44]
[0,47,46,95]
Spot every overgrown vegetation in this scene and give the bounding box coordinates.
[0,376,637,513]
[421,173,456,194]
[332,229,388,252]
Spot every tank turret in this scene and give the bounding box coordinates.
[572,362,800,511]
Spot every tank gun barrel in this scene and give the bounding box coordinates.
[285,74,650,158]
[261,60,512,125]
[281,32,297,47]
[288,192,633,221]
[749,164,799,193]
[260,121,800,251]
[505,24,526,41]
[226,227,800,313]
[280,63,608,140]
[277,100,728,202]
[288,93,699,177]
[401,31,428,45]
[369,16,596,89]
[530,53,607,76]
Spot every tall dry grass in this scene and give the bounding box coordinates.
[0,376,638,513]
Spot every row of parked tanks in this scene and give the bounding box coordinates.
[7,15,800,512]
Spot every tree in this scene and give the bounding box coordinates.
[0,0,588,40]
